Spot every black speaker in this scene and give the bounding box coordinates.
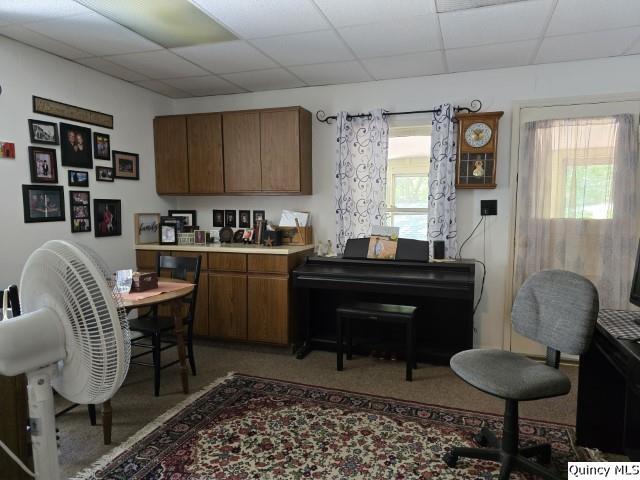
[433,240,445,260]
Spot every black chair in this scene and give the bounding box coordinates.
[129,255,202,396]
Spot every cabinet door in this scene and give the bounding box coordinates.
[154,116,189,194]
[223,111,261,192]
[187,114,224,194]
[261,110,300,192]
[192,272,209,336]
[135,250,158,271]
[247,275,289,345]
[209,273,247,340]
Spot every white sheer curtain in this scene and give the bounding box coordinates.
[514,114,638,308]
[335,109,389,253]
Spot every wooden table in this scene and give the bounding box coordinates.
[100,280,195,444]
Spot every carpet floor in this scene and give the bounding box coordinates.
[57,341,580,479]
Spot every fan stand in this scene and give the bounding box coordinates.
[26,366,60,480]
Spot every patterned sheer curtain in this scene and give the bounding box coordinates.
[428,104,458,258]
[514,114,638,308]
[335,109,389,253]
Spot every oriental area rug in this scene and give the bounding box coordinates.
[72,373,596,479]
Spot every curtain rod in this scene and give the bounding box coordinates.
[315,99,482,124]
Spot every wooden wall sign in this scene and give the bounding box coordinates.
[33,96,113,129]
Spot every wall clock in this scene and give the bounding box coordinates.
[456,111,503,189]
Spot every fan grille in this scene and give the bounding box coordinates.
[20,241,130,404]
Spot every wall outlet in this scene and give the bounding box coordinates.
[480,199,497,216]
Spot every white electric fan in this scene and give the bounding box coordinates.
[0,240,131,479]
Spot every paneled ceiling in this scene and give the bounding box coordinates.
[1,0,640,98]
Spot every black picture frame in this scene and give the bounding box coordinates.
[168,210,197,228]
[28,146,58,184]
[160,222,178,245]
[93,132,111,160]
[239,209,251,228]
[253,210,265,226]
[28,119,59,145]
[68,170,89,187]
[60,122,93,168]
[212,209,224,227]
[96,166,114,182]
[69,190,91,233]
[22,184,65,223]
[112,150,139,180]
[225,209,236,228]
[94,198,121,237]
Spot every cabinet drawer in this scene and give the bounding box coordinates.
[247,254,289,274]
[209,253,247,272]
[170,250,208,270]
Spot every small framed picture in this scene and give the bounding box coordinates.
[253,210,265,226]
[134,213,160,245]
[0,142,16,159]
[212,209,224,227]
[69,190,91,233]
[160,223,178,245]
[169,210,197,229]
[194,230,207,246]
[68,170,89,187]
[93,132,110,160]
[225,209,236,228]
[29,147,58,183]
[60,122,93,168]
[112,150,139,180]
[94,198,121,237]
[96,166,114,182]
[22,184,65,223]
[239,209,251,228]
[28,119,59,145]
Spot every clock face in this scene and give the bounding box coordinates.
[464,122,492,148]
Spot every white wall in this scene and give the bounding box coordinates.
[0,37,174,288]
[171,54,640,348]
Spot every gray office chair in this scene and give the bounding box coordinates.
[443,270,599,480]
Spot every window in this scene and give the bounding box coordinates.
[386,125,431,240]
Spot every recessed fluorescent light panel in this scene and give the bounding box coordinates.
[436,0,528,13]
[75,0,236,48]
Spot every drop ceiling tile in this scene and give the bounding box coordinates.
[440,0,553,49]
[446,39,537,72]
[535,28,640,64]
[24,11,161,56]
[546,0,640,36]
[171,40,277,73]
[338,15,441,58]
[74,57,149,82]
[221,68,305,91]
[0,0,89,25]
[313,0,435,28]
[362,50,446,80]
[190,0,329,39]
[288,61,371,85]
[107,50,209,79]
[0,24,90,59]
[252,30,353,66]
[162,75,246,95]
[135,79,192,98]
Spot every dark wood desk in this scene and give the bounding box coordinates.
[576,309,640,459]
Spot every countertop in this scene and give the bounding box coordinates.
[135,243,314,255]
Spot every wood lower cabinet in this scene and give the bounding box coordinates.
[193,273,209,336]
[209,272,247,340]
[247,275,289,344]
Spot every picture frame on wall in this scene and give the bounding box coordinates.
[28,119,59,145]
[93,132,111,160]
[253,210,265,226]
[94,198,121,237]
[112,150,139,180]
[96,166,114,182]
[168,210,197,229]
[60,122,93,168]
[22,184,65,223]
[134,213,160,245]
[69,190,91,233]
[239,210,250,228]
[212,209,224,227]
[68,170,89,187]
[225,209,236,228]
[28,146,58,184]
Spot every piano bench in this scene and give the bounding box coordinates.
[336,302,418,381]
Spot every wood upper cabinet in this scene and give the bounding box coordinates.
[209,272,247,340]
[154,116,189,194]
[261,110,300,192]
[222,111,261,192]
[187,114,224,194]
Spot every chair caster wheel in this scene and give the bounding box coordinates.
[474,432,489,447]
[443,452,458,467]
